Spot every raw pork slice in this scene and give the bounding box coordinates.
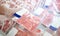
[0,0,23,17]
[17,12,40,32]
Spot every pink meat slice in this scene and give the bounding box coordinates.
[56,0,60,3]
[56,4,60,11]
[2,20,15,32]
[42,14,53,26]
[41,10,54,26]
[55,0,60,11]
[15,27,41,36]
[17,13,40,31]
[2,20,10,32]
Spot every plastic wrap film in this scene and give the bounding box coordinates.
[0,0,60,36]
[0,0,42,17]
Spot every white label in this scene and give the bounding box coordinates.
[0,34,3,36]
[33,7,44,15]
[12,17,19,21]
[31,0,36,6]
[16,8,29,16]
[45,0,52,6]
[43,31,52,36]
[7,27,18,36]
[50,16,60,28]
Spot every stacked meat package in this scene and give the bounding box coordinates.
[0,0,60,36]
